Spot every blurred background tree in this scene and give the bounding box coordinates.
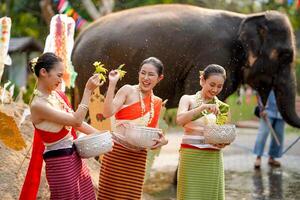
[1,0,299,41]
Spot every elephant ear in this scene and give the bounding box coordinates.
[238,14,268,57]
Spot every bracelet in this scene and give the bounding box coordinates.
[78,103,89,110]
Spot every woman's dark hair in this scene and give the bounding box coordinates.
[140,57,164,76]
[29,52,62,77]
[201,64,226,80]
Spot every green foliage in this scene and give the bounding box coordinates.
[163,108,177,127]
[1,0,299,41]
[114,0,300,31]
[0,0,48,40]
[261,0,300,31]
[285,124,300,135]
[23,75,36,104]
[227,94,257,122]
[12,12,42,39]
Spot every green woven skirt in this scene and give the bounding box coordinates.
[177,146,225,200]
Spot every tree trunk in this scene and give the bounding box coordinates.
[40,0,55,26]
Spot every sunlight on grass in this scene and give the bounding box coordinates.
[227,94,257,123]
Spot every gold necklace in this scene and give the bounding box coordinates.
[33,89,73,113]
[195,91,204,107]
[136,85,154,125]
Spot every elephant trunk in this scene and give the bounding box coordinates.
[274,67,300,128]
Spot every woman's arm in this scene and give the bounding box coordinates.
[176,95,219,126]
[176,95,199,126]
[31,74,101,127]
[75,122,99,134]
[103,70,128,118]
[31,96,90,127]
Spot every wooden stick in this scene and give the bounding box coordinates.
[15,143,32,176]
[263,115,281,146]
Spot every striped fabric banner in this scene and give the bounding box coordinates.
[177,147,225,200]
[44,152,96,200]
[97,143,147,200]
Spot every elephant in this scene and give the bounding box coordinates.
[72,4,300,128]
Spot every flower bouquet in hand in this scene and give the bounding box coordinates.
[93,62,127,82]
[93,61,108,83]
[116,64,126,80]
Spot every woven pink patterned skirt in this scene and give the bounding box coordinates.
[44,151,96,200]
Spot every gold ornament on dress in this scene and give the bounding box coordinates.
[33,89,73,113]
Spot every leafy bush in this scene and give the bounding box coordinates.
[23,75,36,104]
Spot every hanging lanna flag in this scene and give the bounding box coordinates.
[287,0,300,8]
[0,17,11,83]
[53,0,89,30]
[44,14,77,89]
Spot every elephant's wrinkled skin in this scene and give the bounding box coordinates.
[72,4,300,128]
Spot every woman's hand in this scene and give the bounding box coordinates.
[201,104,220,115]
[151,131,168,149]
[85,74,103,91]
[108,70,120,85]
[260,110,267,118]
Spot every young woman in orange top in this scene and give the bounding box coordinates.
[97,57,168,200]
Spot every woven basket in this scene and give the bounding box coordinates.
[125,125,161,148]
[204,124,236,144]
[74,131,113,158]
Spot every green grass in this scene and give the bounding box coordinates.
[226,94,258,122]
[285,125,300,135]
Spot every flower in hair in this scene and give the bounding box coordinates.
[31,57,39,72]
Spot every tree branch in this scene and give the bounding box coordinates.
[81,0,114,20]
[81,0,101,20]
[99,0,114,16]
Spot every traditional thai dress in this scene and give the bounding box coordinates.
[97,94,162,200]
[20,91,95,200]
[177,96,229,200]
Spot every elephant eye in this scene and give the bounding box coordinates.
[279,50,293,64]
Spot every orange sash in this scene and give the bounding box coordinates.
[115,95,162,128]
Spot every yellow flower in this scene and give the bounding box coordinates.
[93,61,108,74]
[117,64,127,80]
[93,61,108,82]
